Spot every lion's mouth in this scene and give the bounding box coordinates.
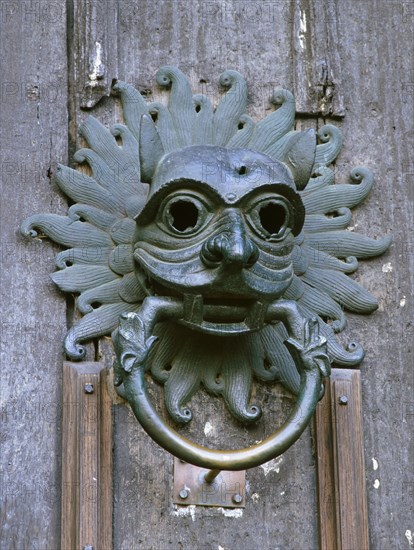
[179,293,269,335]
[137,268,270,335]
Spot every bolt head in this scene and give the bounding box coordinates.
[232,493,243,504]
[338,395,348,405]
[84,383,94,394]
[179,488,189,499]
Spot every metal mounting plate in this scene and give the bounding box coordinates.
[173,458,246,508]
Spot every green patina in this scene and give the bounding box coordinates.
[22,67,390,465]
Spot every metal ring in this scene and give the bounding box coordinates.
[122,362,322,471]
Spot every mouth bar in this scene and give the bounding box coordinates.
[180,294,268,335]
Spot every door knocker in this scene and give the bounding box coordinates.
[21,67,391,473]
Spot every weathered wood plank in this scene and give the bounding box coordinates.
[61,363,80,547]
[61,362,112,550]
[334,2,413,548]
[332,375,369,549]
[116,0,295,120]
[99,361,114,549]
[78,370,100,547]
[66,0,121,362]
[2,0,411,546]
[315,379,337,550]
[95,0,412,548]
[316,370,369,550]
[0,1,68,547]
[83,1,320,547]
[291,0,345,117]
[71,0,119,110]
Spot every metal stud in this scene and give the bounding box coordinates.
[232,494,243,504]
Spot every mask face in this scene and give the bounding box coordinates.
[20,66,390,425]
[133,146,305,334]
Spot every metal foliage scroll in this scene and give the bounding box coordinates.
[22,67,391,427]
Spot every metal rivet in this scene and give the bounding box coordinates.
[338,395,348,405]
[232,493,243,504]
[84,383,94,394]
[179,488,189,499]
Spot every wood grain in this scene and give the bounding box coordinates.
[315,378,338,550]
[2,0,413,547]
[0,2,68,547]
[61,362,112,550]
[316,369,369,550]
[291,0,345,117]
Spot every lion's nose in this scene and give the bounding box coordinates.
[200,211,259,269]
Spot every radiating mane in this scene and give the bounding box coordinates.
[21,67,391,422]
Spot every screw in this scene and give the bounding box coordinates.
[232,494,243,504]
[179,488,189,499]
[338,395,348,405]
[84,383,94,394]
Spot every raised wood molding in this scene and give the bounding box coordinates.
[315,369,370,550]
[61,362,112,550]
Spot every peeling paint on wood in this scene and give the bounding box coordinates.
[260,457,284,477]
[291,0,345,117]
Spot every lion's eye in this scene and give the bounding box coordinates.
[247,198,291,241]
[160,194,211,236]
[167,200,199,232]
[258,202,287,234]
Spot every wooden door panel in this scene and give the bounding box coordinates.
[1,0,413,548]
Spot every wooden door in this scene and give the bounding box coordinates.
[1,1,413,548]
